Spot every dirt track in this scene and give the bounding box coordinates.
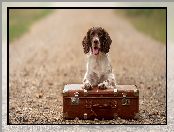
[9,9,166,124]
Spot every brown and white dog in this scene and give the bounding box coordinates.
[82,27,116,90]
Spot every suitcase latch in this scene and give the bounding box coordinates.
[114,88,118,96]
[121,93,130,105]
[71,92,79,105]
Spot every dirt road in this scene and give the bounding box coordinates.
[9,9,166,124]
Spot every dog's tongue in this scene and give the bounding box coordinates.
[93,48,99,55]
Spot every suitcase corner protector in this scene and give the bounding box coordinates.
[134,113,139,119]
[63,112,68,119]
[63,89,68,96]
[134,89,139,96]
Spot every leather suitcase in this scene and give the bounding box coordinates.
[63,84,139,120]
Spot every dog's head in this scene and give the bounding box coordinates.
[82,27,112,55]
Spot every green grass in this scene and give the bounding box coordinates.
[9,9,53,43]
[119,9,166,43]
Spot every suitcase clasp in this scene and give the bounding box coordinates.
[122,93,130,105]
[71,92,79,105]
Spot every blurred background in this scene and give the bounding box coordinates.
[120,9,166,43]
[9,9,53,42]
[9,9,166,43]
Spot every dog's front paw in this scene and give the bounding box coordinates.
[83,83,92,90]
[98,83,107,90]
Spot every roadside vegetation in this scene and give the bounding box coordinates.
[9,9,53,43]
[119,9,166,43]
[9,9,166,44]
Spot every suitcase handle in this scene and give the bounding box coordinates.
[92,104,111,109]
[85,101,117,109]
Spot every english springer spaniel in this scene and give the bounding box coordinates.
[82,27,116,90]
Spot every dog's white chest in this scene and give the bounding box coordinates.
[92,59,105,75]
[88,54,110,77]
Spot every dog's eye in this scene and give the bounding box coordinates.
[91,32,94,36]
[98,32,102,36]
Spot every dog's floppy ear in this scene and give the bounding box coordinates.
[82,28,91,54]
[101,28,112,53]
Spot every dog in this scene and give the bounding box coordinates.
[82,27,116,90]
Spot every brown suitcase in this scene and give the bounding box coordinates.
[63,84,139,120]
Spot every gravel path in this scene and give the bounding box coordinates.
[7,9,166,125]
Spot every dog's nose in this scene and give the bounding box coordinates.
[94,40,98,44]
